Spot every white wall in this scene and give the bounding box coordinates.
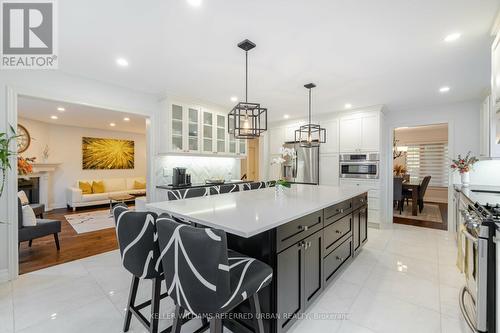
[18,117,146,209]
[0,70,160,281]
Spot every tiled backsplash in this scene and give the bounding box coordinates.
[156,155,241,185]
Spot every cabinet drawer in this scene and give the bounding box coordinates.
[324,200,352,222]
[324,214,352,253]
[324,237,352,283]
[277,211,323,253]
[352,194,367,210]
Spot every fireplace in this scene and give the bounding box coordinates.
[18,177,40,204]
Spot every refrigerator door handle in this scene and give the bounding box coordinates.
[292,156,297,179]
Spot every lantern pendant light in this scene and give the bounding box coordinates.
[295,83,326,147]
[228,39,268,139]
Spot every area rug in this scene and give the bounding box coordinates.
[65,208,133,234]
[393,202,443,223]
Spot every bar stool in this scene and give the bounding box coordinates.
[209,184,240,195]
[166,187,208,201]
[243,181,267,191]
[156,216,273,333]
[113,205,196,333]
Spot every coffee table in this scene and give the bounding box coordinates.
[109,194,135,215]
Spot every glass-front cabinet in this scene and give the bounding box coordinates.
[167,103,246,157]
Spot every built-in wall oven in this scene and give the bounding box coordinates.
[339,153,379,179]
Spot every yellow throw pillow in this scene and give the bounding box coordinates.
[79,181,92,195]
[134,180,146,190]
[92,181,105,194]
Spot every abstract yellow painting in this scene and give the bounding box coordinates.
[82,137,135,169]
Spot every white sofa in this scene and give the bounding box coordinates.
[66,177,146,211]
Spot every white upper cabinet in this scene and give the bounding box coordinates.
[170,104,201,153]
[269,127,285,155]
[360,114,379,152]
[339,117,362,152]
[479,95,491,157]
[319,119,338,154]
[339,112,380,153]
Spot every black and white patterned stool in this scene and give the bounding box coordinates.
[156,217,273,333]
[209,184,240,195]
[166,187,208,201]
[243,181,267,191]
[267,180,276,187]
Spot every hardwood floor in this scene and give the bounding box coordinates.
[19,206,118,274]
[393,201,448,230]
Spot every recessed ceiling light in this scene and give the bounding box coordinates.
[57,107,65,112]
[109,122,116,127]
[283,114,290,119]
[439,86,450,93]
[50,115,58,120]
[345,103,352,109]
[123,117,130,122]
[444,33,461,42]
[230,96,238,102]
[116,58,129,67]
[187,0,202,7]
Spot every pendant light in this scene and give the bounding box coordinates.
[228,39,267,139]
[295,83,326,147]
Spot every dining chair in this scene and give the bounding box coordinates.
[393,177,404,214]
[209,184,240,195]
[156,217,273,333]
[243,181,267,190]
[418,176,432,213]
[166,187,208,201]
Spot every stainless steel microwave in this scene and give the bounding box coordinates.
[339,153,379,179]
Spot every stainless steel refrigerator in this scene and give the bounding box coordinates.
[282,143,319,184]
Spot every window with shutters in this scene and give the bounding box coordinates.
[405,143,449,186]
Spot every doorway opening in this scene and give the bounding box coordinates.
[241,138,260,181]
[392,123,449,230]
[16,95,149,274]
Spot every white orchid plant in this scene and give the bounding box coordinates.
[270,147,296,188]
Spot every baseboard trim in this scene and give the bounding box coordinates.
[368,222,380,229]
[0,269,9,283]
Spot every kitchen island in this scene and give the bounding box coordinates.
[147,185,369,333]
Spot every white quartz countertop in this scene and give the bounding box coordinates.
[146,184,371,238]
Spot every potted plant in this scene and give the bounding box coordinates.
[270,147,295,194]
[0,125,18,199]
[451,151,479,187]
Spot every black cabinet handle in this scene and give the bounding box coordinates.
[335,230,342,234]
[298,225,309,231]
[336,256,344,261]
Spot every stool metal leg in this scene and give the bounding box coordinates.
[124,276,139,332]
[209,318,223,333]
[150,277,161,333]
[172,305,184,333]
[249,293,264,333]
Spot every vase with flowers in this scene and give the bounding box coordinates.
[18,156,36,177]
[270,147,295,195]
[450,151,478,187]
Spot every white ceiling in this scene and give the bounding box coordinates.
[18,96,147,134]
[56,0,498,121]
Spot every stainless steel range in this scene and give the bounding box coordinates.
[459,201,498,333]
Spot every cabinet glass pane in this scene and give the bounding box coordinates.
[204,125,212,138]
[188,108,198,123]
[204,139,212,152]
[239,140,246,154]
[189,138,198,151]
[217,115,225,128]
[188,123,198,137]
[217,128,225,140]
[172,105,183,120]
[172,120,182,136]
[218,140,226,152]
[203,112,212,125]
[229,141,236,153]
[172,136,182,151]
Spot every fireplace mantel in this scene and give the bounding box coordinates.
[18,162,61,211]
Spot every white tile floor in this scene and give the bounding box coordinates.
[0,224,473,333]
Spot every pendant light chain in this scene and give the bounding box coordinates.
[245,51,248,103]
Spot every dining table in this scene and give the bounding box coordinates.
[402,177,422,216]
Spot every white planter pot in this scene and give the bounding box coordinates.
[460,172,470,187]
